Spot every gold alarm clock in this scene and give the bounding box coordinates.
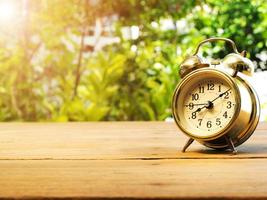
[172,38,260,154]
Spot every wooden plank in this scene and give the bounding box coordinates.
[0,122,267,199]
[0,159,267,199]
[0,122,267,160]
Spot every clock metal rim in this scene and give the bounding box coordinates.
[172,68,241,141]
[200,76,260,149]
[233,76,261,146]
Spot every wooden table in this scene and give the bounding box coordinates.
[0,122,267,199]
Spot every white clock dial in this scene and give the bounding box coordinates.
[183,79,236,134]
[173,70,240,139]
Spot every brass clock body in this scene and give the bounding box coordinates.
[172,38,260,153]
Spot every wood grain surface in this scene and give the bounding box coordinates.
[0,122,267,199]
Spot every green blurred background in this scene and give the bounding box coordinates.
[0,0,266,121]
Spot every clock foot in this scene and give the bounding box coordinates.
[182,138,194,152]
[225,135,237,154]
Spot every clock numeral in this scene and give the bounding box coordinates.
[227,101,232,109]
[207,83,214,90]
[199,86,204,93]
[223,111,228,118]
[192,112,197,119]
[207,121,212,128]
[188,103,194,110]
[218,85,221,92]
[224,91,229,99]
[192,93,199,101]
[216,118,221,126]
[198,119,202,126]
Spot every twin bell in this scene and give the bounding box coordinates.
[179,38,254,78]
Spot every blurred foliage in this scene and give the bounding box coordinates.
[0,0,266,121]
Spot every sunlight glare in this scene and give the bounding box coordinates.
[0,1,16,23]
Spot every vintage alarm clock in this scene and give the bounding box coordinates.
[172,38,260,153]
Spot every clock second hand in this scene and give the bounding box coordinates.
[184,103,208,107]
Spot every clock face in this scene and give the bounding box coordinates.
[173,70,240,139]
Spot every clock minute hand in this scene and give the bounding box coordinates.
[210,88,231,103]
[192,88,231,114]
[192,89,231,113]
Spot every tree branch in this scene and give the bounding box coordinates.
[72,28,86,99]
